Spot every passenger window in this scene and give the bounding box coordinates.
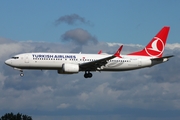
[11,57,19,59]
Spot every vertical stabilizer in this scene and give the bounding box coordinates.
[128,26,170,58]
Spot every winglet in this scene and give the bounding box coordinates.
[98,50,102,54]
[114,45,123,58]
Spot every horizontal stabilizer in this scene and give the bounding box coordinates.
[151,55,174,61]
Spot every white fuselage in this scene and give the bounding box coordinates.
[5,52,157,72]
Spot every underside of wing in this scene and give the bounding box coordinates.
[79,55,115,71]
[79,45,123,71]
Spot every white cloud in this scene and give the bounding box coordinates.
[36,85,54,93]
[57,103,70,109]
[166,43,180,50]
[78,92,89,101]
[107,42,143,48]
[0,72,7,88]
[1,37,180,120]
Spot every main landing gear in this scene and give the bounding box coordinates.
[84,71,92,78]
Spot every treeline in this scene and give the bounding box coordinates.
[0,112,32,120]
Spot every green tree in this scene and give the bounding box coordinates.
[0,112,32,120]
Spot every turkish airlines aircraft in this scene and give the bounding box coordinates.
[5,26,173,78]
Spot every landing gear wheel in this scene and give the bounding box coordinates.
[84,74,88,78]
[20,73,24,77]
[84,71,93,78]
[88,73,92,78]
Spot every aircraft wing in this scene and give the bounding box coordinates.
[79,45,123,71]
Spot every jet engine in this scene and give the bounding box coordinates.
[58,63,79,74]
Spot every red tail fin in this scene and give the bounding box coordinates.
[128,26,170,58]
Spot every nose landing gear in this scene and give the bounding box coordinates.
[84,71,93,78]
[13,68,24,77]
[20,70,24,77]
[20,72,24,77]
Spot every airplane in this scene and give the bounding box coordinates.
[5,26,174,78]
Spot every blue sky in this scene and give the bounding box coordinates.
[0,0,180,45]
[1,1,180,120]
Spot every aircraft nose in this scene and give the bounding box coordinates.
[5,59,11,65]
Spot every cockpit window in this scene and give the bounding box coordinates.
[11,57,19,59]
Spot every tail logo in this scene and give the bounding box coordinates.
[145,37,164,57]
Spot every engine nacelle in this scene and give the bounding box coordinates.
[58,63,79,74]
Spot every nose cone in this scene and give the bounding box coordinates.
[5,59,11,66]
